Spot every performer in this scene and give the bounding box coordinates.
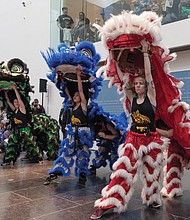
[90,114,121,175]
[156,118,190,198]
[1,84,41,165]
[44,67,93,184]
[90,39,171,219]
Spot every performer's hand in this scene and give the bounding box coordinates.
[11,84,17,91]
[97,132,106,139]
[156,128,173,138]
[76,67,82,75]
[4,91,8,99]
[141,39,149,53]
[166,129,174,137]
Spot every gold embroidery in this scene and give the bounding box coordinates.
[13,117,22,124]
[132,110,150,124]
[136,126,147,132]
[71,115,81,125]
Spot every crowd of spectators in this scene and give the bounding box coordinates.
[56,0,190,45]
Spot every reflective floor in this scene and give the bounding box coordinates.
[0,152,190,220]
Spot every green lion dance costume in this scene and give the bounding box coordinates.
[0,58,60,165]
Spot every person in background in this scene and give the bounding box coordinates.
[132,0,143,15]
[59,100,73,139]
[1,84,41,165]
[73,12,93,42]
[162,0,181,24]
[91,18,101,42]
[179,0,190,19]
[100,0,131,22]
[31,99,45,115]
[57,7,74,43]
[114,0,131,14]
[150,0,163,16]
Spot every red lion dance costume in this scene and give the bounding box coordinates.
[92,11,190,214]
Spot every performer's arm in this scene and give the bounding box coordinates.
[4,91,15,111]
[98,123,119,140]
[141,40,156,106]
[125,83,133,105]
[76,68,87,111]
[11,84,26,114]
[156,128,173,138]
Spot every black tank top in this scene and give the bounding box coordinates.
[71,105,87,125]
[131,96,156,134]
[13,109,27,128]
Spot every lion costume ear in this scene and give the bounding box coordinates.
[76,41,101,67]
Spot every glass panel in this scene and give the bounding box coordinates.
[50,0,190,48]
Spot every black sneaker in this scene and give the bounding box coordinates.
[149,202,161,208]
[79,172,87,182]
[90,165,96,176]
[44,173,58,185]
[1,161,11,166]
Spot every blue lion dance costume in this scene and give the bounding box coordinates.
[88,101,128,173]
[41,41,129,184]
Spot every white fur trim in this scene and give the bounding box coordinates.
[166,152,184,165]
[95,188,135,213]
[140,164,163,182]
[110,169,134,183]
[161,187,183,198]
[165,167,183,179]
[118,143,138,158]
[142,181,161,195]
[146,193,162,206]
[96,11,162,47]
[112,155,140,171]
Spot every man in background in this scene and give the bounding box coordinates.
[31,99,45,115]
[57,7,74,43]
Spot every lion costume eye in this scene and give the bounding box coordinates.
[10,63,23,73]
[80,48,92,58]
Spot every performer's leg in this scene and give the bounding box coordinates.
[91,145,108,175]
[108,142,119,170]
[75,127,93,181]
[44,129,75,185]
[1,132,20,165]
[91,141,139,219]
[21,127,41,162]
[75,145,91,182]
[161,140,184,198]
[141,143,163,208]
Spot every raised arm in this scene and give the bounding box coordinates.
[4,91,15,111]
[11,84,26,114]
[76,68,87,111]
[141,39,156,106]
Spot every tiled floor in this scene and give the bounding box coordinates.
[0,152,190,220]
